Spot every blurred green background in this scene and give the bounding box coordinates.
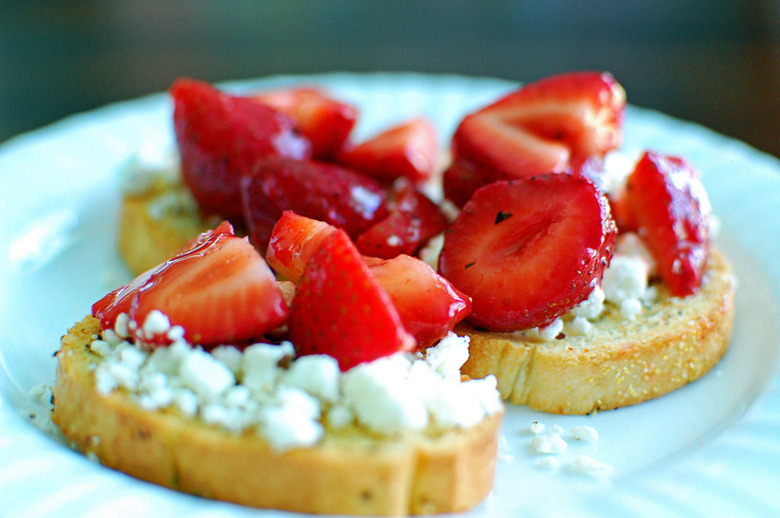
[1,0,778,157]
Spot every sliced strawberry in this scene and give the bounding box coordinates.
[338,117,439,184]
[444,71,625,205]
[288,229,415,371]
[266,211,338,282]
[623,151,710,296]
[365,255,471,346]
[93,221,289,347]
[171,78,311,221]
[608,189,640,233]
[240,156,389,249]
[438,175,616,331]
[442,159,492,208]
[252,87,358,160]
[355,179,448,259]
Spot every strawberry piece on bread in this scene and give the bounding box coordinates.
[240,156,389,249]
[444,71,626,205]
[339,117,440,184]
[288,229,416,370]
[366,254,472,346]
[355,179,449,259]
[171,79,311,221]
[439,174,616,331]
[622,151,711,295]
[252,87,358,160]
[93,221,289,347]
[265,210,338,283]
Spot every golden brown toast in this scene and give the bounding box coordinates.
[52,316,502,516]
[459,249,735,414]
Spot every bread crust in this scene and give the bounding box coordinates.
[52,317,501,516]
[459,249,736,414]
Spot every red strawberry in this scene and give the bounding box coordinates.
[623,151,710,296]
[608,190,640,233]
[442,159,492,208]
[266,211,338,282]
[338,117,439,184]
[171,78,311,221]
[444,71,625,205]
[93,221,289,347]
[438,175,616,331]
[355,179,449,259]
[240,156,389,249]
[252,87,358,160]
[288,229,415,370]
[365,255,471,346]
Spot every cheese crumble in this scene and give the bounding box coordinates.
[89,318,501,452]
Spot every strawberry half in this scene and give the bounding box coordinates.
[355,179,449,259]
[93,221,289,347]
[623,151,710,296]
[338,117,439,184]
[439,175,616,331]
[252,87,358,160]
[366,255,471,346]
[288,229,415,371]
[240,156,389,249]
[171,78,311,221]
[444,71,626,205]
[266,210,338,283]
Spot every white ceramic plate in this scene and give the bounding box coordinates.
[1,73,779,517]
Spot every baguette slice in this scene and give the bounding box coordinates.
[52,316,501,516]
[459,249,736,414]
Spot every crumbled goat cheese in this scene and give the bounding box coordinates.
[570,285,606,320]
[342,356,429,434]
[531,432,568,455]
[570,425,599,442]
[89,321,501,451]
[567,316,592,336]
[538,318,564,341]
[602,256,649,303]
[281,354,341,403]
[180,350,235,400]
[568,455,612,476]
[527,420,611,477]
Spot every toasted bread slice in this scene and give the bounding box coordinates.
[459,249,735,414]
[52,316,501,516]
[118,181,210,275]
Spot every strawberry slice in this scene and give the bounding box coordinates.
[338,117,440,184]
[439,175,616,331]
[623,151,710,296]
[444,71,625,205]
[240,156,389,249]
[252,87,358,160]
[171,78,311,221]
[266,211,338,282]
[93,221,289,347]
[92,221,238,332]
[442,159,492,208]
[288,229,415,370]
[355,179,449,259]
[365,255,471,346]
